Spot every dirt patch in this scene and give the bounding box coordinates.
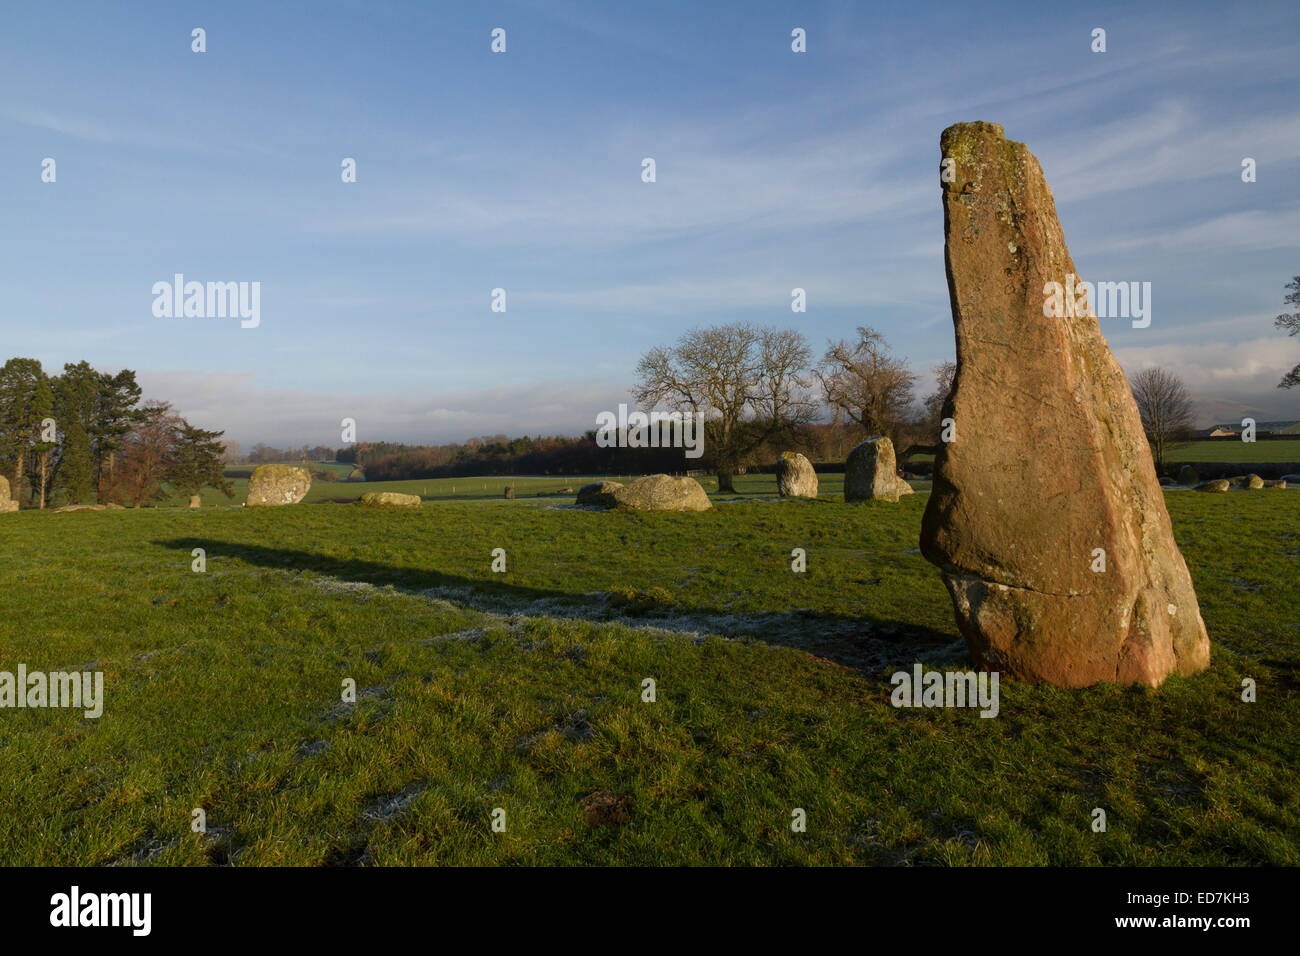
[580,790,634,828]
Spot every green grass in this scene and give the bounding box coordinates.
[1167,440,1300,464]
[0,490,1296,865]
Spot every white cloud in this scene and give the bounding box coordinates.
[1114,335,1300,425]
[135,369,635,447]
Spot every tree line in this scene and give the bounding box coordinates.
[343,323,956,486]
[0,358,229,508]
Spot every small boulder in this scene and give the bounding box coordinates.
[557,486,575,494]
[359,492,421,509]
[845,437,913,502]
[1195,479,1230,493]
[576,481,623,507]
[1227,474,1264,490]
[611,474,712,512]
[245,465,311,507]
[1158,476,1174,486]
[775,452,818,498]
[1262,479,1288,488]
[188,494,202,509]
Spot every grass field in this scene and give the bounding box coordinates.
[1,485,1296,866]
[164,471,866,508]
[164,440,1300,508]
[1166,440,1300,463]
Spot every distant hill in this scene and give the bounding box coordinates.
[1199,420,1300,437]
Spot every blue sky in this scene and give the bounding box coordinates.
[2,0,1298,445]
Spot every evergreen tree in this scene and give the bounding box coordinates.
[59,420,95,504]
[55,361,102,438]
[94,369,144,489]
[0,357,46,500]
[168,423,233,505]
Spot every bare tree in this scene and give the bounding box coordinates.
[921,361,957,432]
[101,400,183,506]
[635,322,814,492]
[887,360,959,460]
[1276,275,1300,389]
[815,326,917,448]
[1130,367,1194,472]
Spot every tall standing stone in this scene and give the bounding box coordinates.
[776,452,818,498]
[920,121,1210,688]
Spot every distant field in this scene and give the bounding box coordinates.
[166,471,866,507]
[1167,440,1300,464]
[33,445,1300,510]
[157,443,1300,508]
[1,488,1295,865]
[312,462,356,478]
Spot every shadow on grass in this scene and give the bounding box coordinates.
[154,536,961,673]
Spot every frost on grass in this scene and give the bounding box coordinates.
[363,784,425,822]
[292,569,960,672]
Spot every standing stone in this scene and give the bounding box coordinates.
[245,465,311,507]
[920,121,1210,689]
[844,437,913,502]
[503,486,515,500]
[0,475,18,513]
[776,452,818,498]
[1176,465,1199,485]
